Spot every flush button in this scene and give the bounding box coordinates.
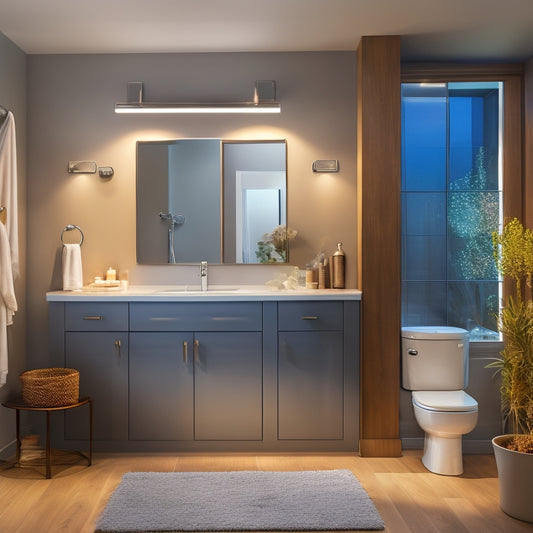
[408,349,418,356]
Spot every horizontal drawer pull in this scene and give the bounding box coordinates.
[65,302,128,331]
[129,302,263,331]
[278,302,343,331]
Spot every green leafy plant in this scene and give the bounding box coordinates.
[488,217,533,444]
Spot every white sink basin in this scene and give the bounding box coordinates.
[155,286,241,295]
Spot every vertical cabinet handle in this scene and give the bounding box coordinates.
[193,339,200,363]
[182,341,188,363]
[114,339,121,358]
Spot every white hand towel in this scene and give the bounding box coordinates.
[62,243,83,290]
[0,222,17,387]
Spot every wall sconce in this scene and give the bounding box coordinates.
[68,161,114,178]
[98,167,114,178]
[68,161,97,174]
[114,81,281,114]
[312,160,339,172]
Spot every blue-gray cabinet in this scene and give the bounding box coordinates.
[65,332,128,441]
[129,332,194,441]
[129,302,263,442]
[129,331,263,441]
[278,302,345,440]
[60,302,129,442]
[48,297,359,452]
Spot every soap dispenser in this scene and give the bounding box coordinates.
[332,242,345,289]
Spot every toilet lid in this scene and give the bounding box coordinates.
[401,326,468,340]
[412,390,478,412]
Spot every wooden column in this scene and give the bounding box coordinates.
[357,36,402,456]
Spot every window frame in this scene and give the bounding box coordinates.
[401,63,524,311]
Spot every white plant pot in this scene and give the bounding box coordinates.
[492,435,533,523]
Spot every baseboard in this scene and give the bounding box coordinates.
[0,439,16,460]
[463,439,494,454]
[359,438,402,457]
[400,437,421,449]
[401,437,495,454]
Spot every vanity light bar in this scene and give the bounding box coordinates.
[115,80,281,114]
[114,102,281,114]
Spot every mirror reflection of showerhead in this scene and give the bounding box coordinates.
[159,212,185,225]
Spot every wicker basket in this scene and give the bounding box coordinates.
[20,368,79,407]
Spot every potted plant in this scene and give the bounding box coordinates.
[489,217,533,522]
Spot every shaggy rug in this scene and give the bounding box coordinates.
[94,469,384,532]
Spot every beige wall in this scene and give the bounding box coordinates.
[26,52,357,367]
[0,32,27,451]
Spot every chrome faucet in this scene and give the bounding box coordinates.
[200,261,208,291]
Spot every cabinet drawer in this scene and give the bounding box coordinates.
[65,302,129,331]
[278,301,343,331]
[130,302,262,331]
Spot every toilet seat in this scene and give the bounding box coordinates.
[412,390,478,412]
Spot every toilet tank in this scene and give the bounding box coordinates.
[401,326,469,391]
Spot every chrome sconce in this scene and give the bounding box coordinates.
[312,160,339,172]
[114,80,281,114]
[68,161,97,174]
[68,161,114,178]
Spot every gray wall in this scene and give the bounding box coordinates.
[0,37,505,452]
[26,52,358,369]
[0,32,27,453]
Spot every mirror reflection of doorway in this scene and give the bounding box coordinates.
[235,170,286,263]
[223,141,287,264]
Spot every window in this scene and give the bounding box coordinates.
[401,82,502,340]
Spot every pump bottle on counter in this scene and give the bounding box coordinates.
[332,242,345,289]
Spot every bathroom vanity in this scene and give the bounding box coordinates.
[47,287,361,453]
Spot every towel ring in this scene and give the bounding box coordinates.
[61,224,84,246]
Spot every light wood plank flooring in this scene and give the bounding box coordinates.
[0,450,532,533]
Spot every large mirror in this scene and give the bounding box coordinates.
[136,139,287,264]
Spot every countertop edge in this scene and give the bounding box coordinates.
[46,286,362,302]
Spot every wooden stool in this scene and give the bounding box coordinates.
[1,397,92,479]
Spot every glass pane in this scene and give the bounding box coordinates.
[447,281,499,339]
[401,82,502,338]
[401,86,447,192]
[447,191,499,281]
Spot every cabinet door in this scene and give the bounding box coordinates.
[65,332,128,441]
[194,332,262,440]
[278,331,344,440]
[129,333,194,440]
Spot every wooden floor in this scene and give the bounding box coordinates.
[0,450,532,533]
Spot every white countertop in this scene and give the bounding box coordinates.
[46,285,362,302]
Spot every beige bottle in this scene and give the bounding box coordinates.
[332,242,345,289]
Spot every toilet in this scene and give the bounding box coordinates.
[401,326,478,476]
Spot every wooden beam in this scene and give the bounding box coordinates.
[401,62,523,82]
[357,35,402,457]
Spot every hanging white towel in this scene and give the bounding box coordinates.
[0,222,17,387]
[0,111,19,279]
[62,243,83,291]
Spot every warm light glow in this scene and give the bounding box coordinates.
[115,103,281,114]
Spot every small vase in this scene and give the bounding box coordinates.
[492,435,533,523]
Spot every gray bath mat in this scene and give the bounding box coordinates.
[95,469,384,532]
